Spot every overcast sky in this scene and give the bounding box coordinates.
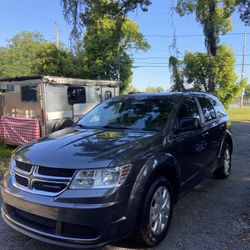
[0,0,249,90]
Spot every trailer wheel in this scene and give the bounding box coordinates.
[52,118,74,132]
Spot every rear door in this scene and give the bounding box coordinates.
[196,96,221,172]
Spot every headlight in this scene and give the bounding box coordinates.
[70,164,131,189]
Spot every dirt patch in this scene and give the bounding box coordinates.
[0,157,9,180]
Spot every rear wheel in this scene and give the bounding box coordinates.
[134,176,173,247]
[214,144,232,178]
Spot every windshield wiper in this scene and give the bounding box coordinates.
[75,124,89,129]
[102,125,134,130]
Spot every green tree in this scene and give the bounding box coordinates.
[176,0,236,92]
[79,15,149,90]
[61,0,151,43]
[244,84,250,98]
[144,86,165,92]
[169,56,185,91]
[237,0,250,25]
[122,84,139,94]
[0,31,45,77]
[0,31,81,78]
[61,0,150,91]
[34,42,82,77]
[183,44,244,105]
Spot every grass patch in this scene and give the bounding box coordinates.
[227,107,250,122]
[0,141,14,175]
[0,141,14,158]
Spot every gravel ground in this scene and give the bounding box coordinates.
[0,122,249,250]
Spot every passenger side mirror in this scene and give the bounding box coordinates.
[177,117,201,133]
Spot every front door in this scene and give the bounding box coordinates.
[172,97,210,191]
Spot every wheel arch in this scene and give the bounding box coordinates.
[131,153,181,205]
[125,153,181,237]
[218,130,233,158]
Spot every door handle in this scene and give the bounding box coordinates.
[219,124,225,130]
[202,132,209,138]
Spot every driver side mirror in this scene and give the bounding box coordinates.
[176,117,201,133]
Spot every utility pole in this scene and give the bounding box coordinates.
[56,19,59,48]
[240,32,246,108]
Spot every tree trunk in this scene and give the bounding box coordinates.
[206,0,217,93]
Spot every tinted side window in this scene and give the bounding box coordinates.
[198,97,216,122]
[178,98,200,126]
[68,87,86,104]
[21,85,37,102]
[211,98,227,118]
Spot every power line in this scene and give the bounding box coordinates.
[133,63,250,68]
[144,32,250,38]
[134,54,250,60]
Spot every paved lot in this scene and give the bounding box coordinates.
[0,123,249,250]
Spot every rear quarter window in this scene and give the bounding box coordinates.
[198,97,216,122]
[211,98,227,118]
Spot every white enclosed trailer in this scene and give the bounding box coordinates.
[0,76,119,137]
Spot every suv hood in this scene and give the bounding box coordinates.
[15,127,158,169]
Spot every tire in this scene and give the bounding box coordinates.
[214,144,232,179]
[134,176,173,247]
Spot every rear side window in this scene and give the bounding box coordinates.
[68,87,86,104]
[178,98,201,125]
[198,97,216,122]
[21,85,37,102]
[211,98,227,118]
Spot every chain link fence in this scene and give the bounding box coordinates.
[229,97,250,108]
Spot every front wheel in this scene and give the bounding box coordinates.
[134,176,173,247]
[214,144,232,178]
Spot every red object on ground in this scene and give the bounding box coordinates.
[0,116,40,145]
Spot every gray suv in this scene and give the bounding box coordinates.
[1,92,233,248]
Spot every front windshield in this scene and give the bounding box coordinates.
[77,97,175,131]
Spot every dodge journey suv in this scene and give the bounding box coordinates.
[1,92,233,248]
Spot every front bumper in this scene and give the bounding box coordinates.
[1,173,135,248]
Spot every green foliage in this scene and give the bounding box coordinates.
[70,1,149,91]
[176,0,235,56]
[176,0,238,93]
[169,56,185,91]
[237,0,250,25]
[171,44,244,105]
[0,31,81,78]
[122,84,139,94]
[34,42,82,77]
[244,84,250,98]
[61,0,151,43]
[144,86,165,92]
[0,31,44,77]
[0,141,13,159]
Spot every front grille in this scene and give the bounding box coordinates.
[15,174,29,187]
[37,167,75,178]
[6,205,100,240]
[33,181,67,193]
[16,161,32,173]
[12,161,76,196]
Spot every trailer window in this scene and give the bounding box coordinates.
[68,87,86,104]
[21,85,37,102]
[104,91,112,100]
